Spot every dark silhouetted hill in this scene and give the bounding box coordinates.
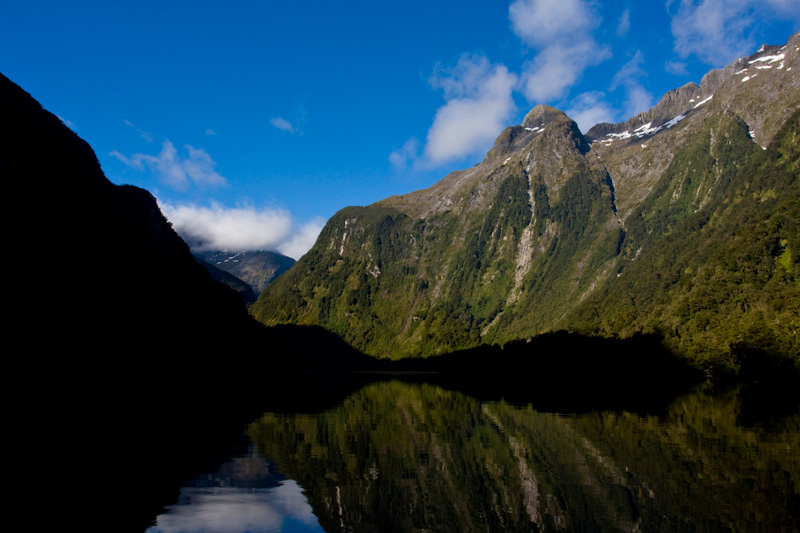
[1,72,314,530]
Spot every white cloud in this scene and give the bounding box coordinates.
[389,0,618,170]
[391,55,517,168]
[566,92,617,133]
[159,201,291,252]
[277,217,326,260]
[510,0,611,103]
[423,55,518,165]
[509,0,593,47]
[111,140,227,190]
[158,201,323,260]
[670,0,800,65]
[270,117,296,133]
[519,41,611,102]
[617,8,631,37]
[205,128,216,136]
[610,51,654,119]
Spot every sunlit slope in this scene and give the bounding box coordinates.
[252,33,800,367]
[253,107,621,357]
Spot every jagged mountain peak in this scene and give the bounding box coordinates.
[487,105,586,162]
[587,31,799,149]
[522,104,571,128]
[585,82,701,142]
[383,102,592,218]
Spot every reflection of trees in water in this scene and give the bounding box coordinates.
[248,381,800,533]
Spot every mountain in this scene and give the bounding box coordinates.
[251,33,800,372]
[1,71,317,530]
[194,254,259,305]
[2,74,268,360]
[193,249,295,297]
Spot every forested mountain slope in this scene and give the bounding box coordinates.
[252,34,800,371]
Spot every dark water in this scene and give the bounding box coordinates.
[146,381,799,533]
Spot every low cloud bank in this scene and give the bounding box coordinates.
[159,201,324,260]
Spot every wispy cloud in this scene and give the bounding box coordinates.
[57,115,77,131]
[110,140,227,190]
[670,0,800,65]
[123,119,154,143]
[566,91,617,133]
[509,0,611,102]
[205,128,216,136]
[389,137,421,171]
[665,60,690,75]
[565,51,655,132]
[617,8,631,37]
[158,201,323,259]
[611,50,654,119]
[270,117,296,133]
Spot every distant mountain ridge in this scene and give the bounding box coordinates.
[194,254,258,305]
[251,32,800,372]
[193,249,295,298]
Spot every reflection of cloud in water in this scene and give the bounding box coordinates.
[147,480,323,533]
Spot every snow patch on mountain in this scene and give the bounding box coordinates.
[593,113,687,146]
[663,114,686,128]
[748,53,785,65]
[694,95,713,108]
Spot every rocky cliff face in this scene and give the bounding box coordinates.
[587,33,800,221]
[252,33,800,364]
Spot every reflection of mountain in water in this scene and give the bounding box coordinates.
[249,381,800,533]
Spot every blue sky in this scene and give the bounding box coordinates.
[3,1,798,258]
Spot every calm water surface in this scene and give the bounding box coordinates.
[147,381,799,532]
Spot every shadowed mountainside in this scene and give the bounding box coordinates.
[1,72,366,531]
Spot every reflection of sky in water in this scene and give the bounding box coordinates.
[147,479,325,533]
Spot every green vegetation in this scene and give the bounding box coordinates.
[251,106,800,378]
[251,112,624,359]
[567,110,800,376]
